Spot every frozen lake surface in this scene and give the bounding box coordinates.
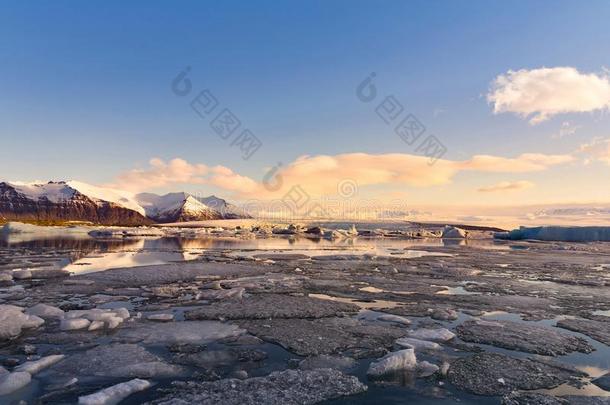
[1,228,610,404]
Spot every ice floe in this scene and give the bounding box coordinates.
[495,226,610,242]
[0,305,45,340]
[78,378,152,405]
[367,349,417,376]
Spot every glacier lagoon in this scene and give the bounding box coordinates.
[0,222,610,404]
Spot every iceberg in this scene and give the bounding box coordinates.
[441,226,468,239]
[367,349,417,376]
[15,355,65,375]
[0,305,45,341]
[495,226,610,242]
[78,378,152,405]
[0,371,31,396]
[1,222,91,236]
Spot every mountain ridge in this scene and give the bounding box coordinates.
[0,181,250,225]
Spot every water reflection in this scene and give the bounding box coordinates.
[0,234,506,275]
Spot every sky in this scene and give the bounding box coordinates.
[2,0,610,216]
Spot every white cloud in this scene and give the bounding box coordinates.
[478,180,535,193]
[579,137,610,164]
[488,67,610,124]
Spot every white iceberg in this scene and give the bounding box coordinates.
[1,222,91,236]
[26,303,65,319]
[60,318,91,331]
[395,337,441,351]
[0,305,44,341]
[367,349,417,376]
[377,314,411,326]
[407,327,455,342]
[78,378,152,405]
[0,371,31,396]
[61,308,130,330]
[15,355,65,375]
[441,226,468,239]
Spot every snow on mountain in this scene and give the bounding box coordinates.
[1,180,251,224]
[6,181,146,215]
[135,192,222,222]
[196,195,251,219]
[7,181,77,203]
[135,192,251,222]
[135,192,189,218]
[0,181,152,226]
[67,181,146,216]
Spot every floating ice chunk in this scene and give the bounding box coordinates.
[407,328,455,342]
[1,222,91,236]
[64,308,129,329]
[15,354,65,375]
[395,337,441,351]
[146,313,174,322]
[22,315,44,329]
[441,226,468,239]
[417,361,439,377]
[66,309,114,321]
[377,314,411,326]
[61,318,91,331]
[113,308,130,320]
[26,303,65,319]
[106,317,123,329]
[78,378,152,405]
[0,305,44,340]
[495,226,610,242]
[367,349,417,376]
[0,371,31,395]
[88,321,105,331]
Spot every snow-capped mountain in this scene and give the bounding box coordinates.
[0,181,251,225]
[135,192,223,222]
[195,195,250,219]
[0,181,152,226]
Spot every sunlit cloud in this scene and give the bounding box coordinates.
[108,158,258,192]
[579,137,610,164]
[111,152,573,199]
[477,180,535,193]
[460,153,574,172]
[109,158,209,191]
[488,67,610,124]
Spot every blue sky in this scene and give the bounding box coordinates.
[2,1,610,207]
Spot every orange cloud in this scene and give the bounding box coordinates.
[579,137,610,165]
[110,152,572,198]
[477,180,535,193]
[110,158,210,191]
